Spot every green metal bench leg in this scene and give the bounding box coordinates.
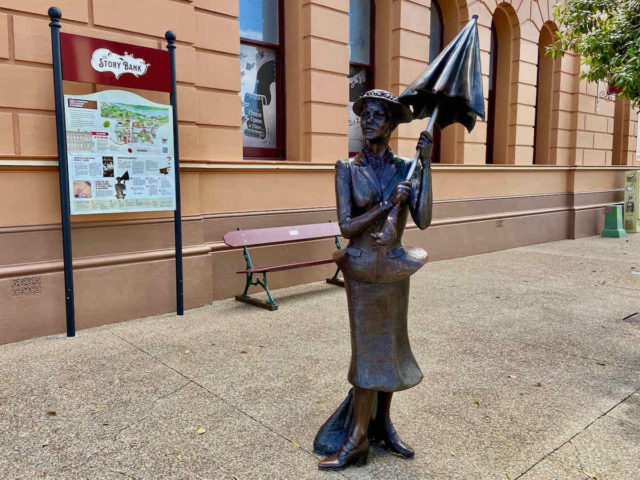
[235,272,278,311]
[326,266,345,287]
[260,272,277,307]
[235,244,279,310]
[326,232,345,287]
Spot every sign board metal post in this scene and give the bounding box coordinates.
[166,31,184,316]
[49,6,76,337]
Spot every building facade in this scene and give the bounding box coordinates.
[0,0,638,344]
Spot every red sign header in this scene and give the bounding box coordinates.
[60,33,171,92]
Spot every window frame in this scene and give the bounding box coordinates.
[348,0,375,158]
[240,0,286,160]
[485,22,498,164]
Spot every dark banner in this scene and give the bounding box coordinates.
[60,33,171,92]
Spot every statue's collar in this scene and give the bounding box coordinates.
[355,147,395,166]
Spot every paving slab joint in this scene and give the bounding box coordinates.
[514,386,640,479]
[107,331,341,474]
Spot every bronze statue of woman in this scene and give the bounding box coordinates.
[316,89,433,471]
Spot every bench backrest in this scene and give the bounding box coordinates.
[223,222,341,247]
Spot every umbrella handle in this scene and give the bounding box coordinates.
[405,105,439,181]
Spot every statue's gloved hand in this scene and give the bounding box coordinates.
[417,130,433,165]
[390,180,412,205]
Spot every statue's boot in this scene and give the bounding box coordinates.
[369,392,415,458]
[319,387,375,470]
[317,436,369,470]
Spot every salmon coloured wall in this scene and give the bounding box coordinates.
[0,0,638,344]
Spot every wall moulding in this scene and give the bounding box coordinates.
[0,190,621,235]
[0,206,337,234]
[0,189,622,280]
[0,158,638,172]
[0,244,211,279]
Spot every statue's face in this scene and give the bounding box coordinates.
[360,100,394,143]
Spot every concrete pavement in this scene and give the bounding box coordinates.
[1,234,640,479]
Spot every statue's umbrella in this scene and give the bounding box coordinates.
[399,14,485,178]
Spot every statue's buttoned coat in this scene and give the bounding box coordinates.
[332,150,431,391]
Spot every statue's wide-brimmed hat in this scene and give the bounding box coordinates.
[352,89,413,125]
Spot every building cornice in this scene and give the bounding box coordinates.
[0,158,638,172]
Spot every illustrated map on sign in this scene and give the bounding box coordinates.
[100,102,170,147]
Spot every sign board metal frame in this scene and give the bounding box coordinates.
[48,6,184,337]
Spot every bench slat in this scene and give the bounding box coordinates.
[236,257,334,274]
[224,222,340,247]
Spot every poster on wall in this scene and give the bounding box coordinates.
[348,65,367,154]
[63,90,175,215]
[240,44,277,149]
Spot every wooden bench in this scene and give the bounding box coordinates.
[223,222,345,310]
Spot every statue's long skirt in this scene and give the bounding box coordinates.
[346,277,423,392]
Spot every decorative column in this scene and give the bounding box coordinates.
[193,2,243,162]
[386,0,430,158]
[296,0,350,163]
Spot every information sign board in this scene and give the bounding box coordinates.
[64,90,175,214]
[48,7,184,335]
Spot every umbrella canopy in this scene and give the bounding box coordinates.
[398,15,484,132]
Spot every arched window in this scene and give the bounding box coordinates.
[533,24,560,164]
[486,7,515,164]
[429,0,443,163]
[348,0,374,156]
[429,1,443,62]
[434,0,467,164]
[486,22,497,164]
